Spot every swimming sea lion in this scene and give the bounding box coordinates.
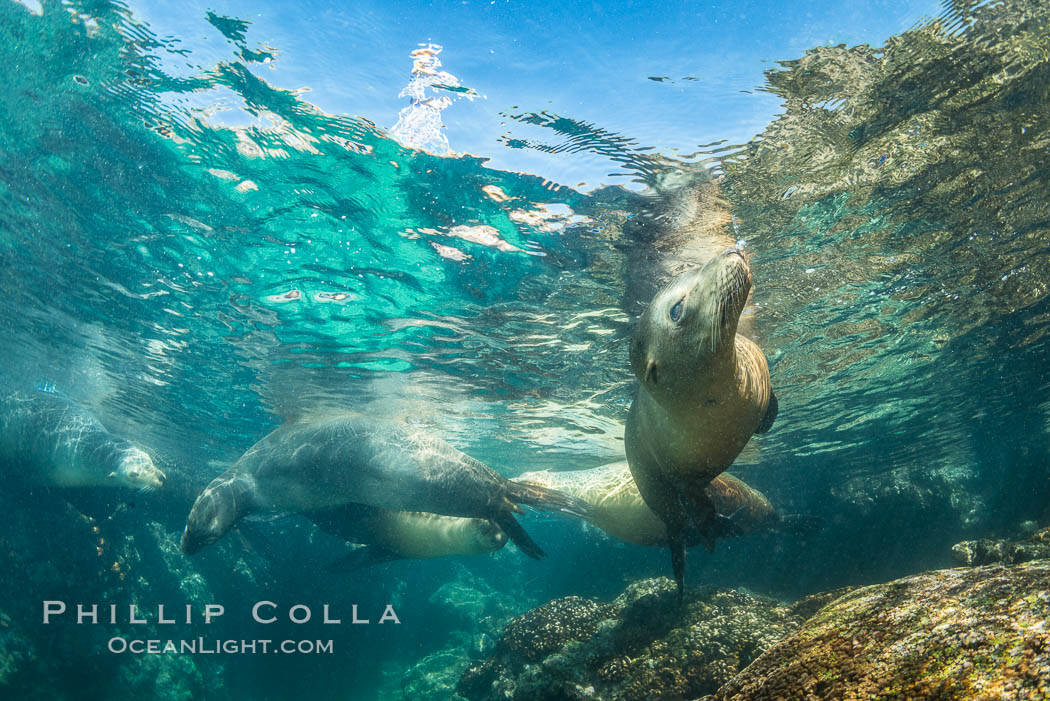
[516,462,781,547]
[0,386,165,490]
[306,504,507,570]
[625,248,777,594]
[181,414,589,558]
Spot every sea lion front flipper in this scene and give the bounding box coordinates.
[754,389,778,435]
[669,533,686,602]
[679,487,719,549]
[493,512,546,559]
[711,507,749,539]
[326,546,404,572]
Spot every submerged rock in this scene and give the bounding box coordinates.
[457,577,803,701]
[394,647,473,700]
[378,562,538,701]
[708,561,1050,700]
[0,611,49,692]
[0,485,240,701]
[951,525,1050,567]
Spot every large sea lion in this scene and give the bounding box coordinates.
[306,504,507,570]
[516,462,788,547]
[0,386,165,490]
[625,248,777,594]
[181,414,589,558]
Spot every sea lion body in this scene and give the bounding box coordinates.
[182,414,588,558]
[307,503,507,568]
[625,248,776,592]
[0,387,165,490]
[516,462,777,547]
[364,510,506,559]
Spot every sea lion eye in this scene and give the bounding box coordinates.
[669,298,685,322]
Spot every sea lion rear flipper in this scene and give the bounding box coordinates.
[754,390,778,435]
[494,512,545,560]
[326,546,404,573]
[507,480,593,520]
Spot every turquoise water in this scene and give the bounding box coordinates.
[1,0,1049,698]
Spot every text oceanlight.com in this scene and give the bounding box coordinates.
[108,638,334,655]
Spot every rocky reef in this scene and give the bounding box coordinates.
[708,561,1050,700]
[0,487,249,701]
[383,562,537,700]
[458,557,1050,701]
[457,577,803,700]
[951,525,1050,567]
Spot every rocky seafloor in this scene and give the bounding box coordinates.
[0,486,257,701]
[455,578,805,700]
[952,525,1050,568]
[710,560,1050,700]
[3,488,1048,701]
[447,547,1050,700]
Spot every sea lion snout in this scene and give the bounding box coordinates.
[180,527,204,555]
[182,478,244,554]
[116,447,166,490]
[479,519,508,550]
[631,251,752,393]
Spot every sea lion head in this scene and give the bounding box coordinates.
[630,247,751,405]
[471,519,508,553]
[111,446,166,490]
[181,476,246,554]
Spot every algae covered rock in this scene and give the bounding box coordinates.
[708,561,1050,700]
[951,525,1050,567]
[458,577,803,701]
[500,596,616,663]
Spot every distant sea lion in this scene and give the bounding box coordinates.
[181,415,589,558]
[625,248,777,593]
[516,462,782,547]
[0,387,165,490]
[306,504,507,570]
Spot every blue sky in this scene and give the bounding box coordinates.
[130,0,943,189]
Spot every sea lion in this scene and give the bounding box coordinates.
[181,414,589,558]
[306,504,507,570]
[625,247,777,594]
[516,462,783,547]
[0,386,165,490]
